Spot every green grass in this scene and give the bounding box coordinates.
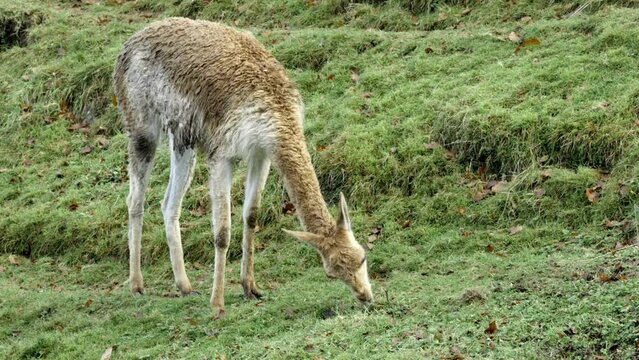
[1,0,639,358]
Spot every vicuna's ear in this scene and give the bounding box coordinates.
[282,228,324,248]
[336,192,352,231]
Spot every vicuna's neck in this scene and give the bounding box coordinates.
[274,124,334,236]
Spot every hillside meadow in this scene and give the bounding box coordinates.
[1,0,639,358]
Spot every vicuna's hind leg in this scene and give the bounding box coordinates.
[127,131,158,295]
[241,152,271,299]
[208,158,233,318]
[162,134,196,295]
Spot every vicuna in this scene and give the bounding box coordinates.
[113,18,373,317]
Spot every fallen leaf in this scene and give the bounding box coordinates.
[85,298,93,307]
[326,74,335,81]
[350,67,359,84]
[585,187,599,203]
[485,320,498,334]
[614,242,624,251]
[461,8,471,16]
[540,169,552,179]
[0,265,5,273]
[317,144,327,152]
[619,185,629,199]
[79,146,93,155]
[282,201,295,215]
[520,16,532,24]
[598,274,611,282]
[539,155,549,163]
[438,12,448,21]
[534,188,546,197]
[362,92,372,99]
[21,103,32,113]
[604,219,626,229]
[508,32,522,43]
[425,141,441,149]
[425,47,434,54]
[457,207,466,215]
[486,244,495,253]
[401,220,412,229]
[100,347,113,360]
[473,189,491,202]
[522,38,541,46]
[96,136,109,149]
[490,181,508,194]
[69,202,79,211]
[510,225,524,235]
[8,255,20,265]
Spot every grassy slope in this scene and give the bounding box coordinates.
[1,0,639,358]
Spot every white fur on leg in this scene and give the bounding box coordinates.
[241,151,270,299]
[127,156,155,295]
[209,159,233,317]
[162,134,196,295]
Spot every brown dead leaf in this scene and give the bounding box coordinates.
[490,181,508,194]
[540,169,552,180]
[317,144,327,152]
[486,244,495,253]
[85,298,93,307]
[539,155,549,163]
[326,74,335,81]
[457,207,466,215]
[619,184,630,199]
[193,262,208,270]
[401,220,412,229]
[350,67,359,84]
[534,188,546,197]
[438,12,448,21]
[425,141,441,149]
[21,103,32,113]
[461,8,471,16]
[473,189,492,202]
[586,187,600,203]
[100,347,113,360]
[520,16,532,24]
[96,136,109,149]
[509,225,524,235]
[282,201,295,215]
[68,201,79,211]
[80,146,93,155]
[523,38,541,46]
[0,265,5,273]
[485,320,498,334]
[8,255,20,265]
[425,47,434,54]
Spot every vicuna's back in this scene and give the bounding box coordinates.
[113,17,301,154]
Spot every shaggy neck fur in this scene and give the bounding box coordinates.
[275,121,334,237]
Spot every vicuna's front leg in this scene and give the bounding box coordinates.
[161,136,196,295]
[208,159,233,318]
[241,152,271,299]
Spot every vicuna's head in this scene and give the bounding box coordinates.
[284,193,373,304]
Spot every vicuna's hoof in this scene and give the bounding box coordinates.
[183,290,200,296]
[176,281,193,295]
[243,287,262,300]
[214,309,226,320]
[131,286,144,296]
